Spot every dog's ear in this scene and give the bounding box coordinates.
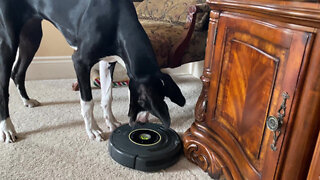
[128,80,141,118]
[159,73,186,107]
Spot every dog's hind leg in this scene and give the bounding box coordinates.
[72,53,104,141]
[11,18,42,108]
[99,58,121,131]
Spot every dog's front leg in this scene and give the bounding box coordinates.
[80,100,104,141]
[73,56,104,141]
[0,118,17,143]
[0,40,18,143]
[99,59,121,131]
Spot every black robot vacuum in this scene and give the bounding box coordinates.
[108,123,182,172]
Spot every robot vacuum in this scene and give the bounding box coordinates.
[108,123,182,172]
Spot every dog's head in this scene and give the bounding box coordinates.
[128,72,185,128]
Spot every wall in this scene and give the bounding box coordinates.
[26,20,75,80]
[26,20,203,80]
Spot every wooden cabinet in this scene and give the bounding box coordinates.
[308,130,320,180]
[183,0,320,179]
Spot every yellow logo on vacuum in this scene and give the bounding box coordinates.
[139,133,151,140]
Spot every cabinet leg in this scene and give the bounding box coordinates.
[183,127,226,179]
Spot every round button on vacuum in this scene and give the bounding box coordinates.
[129,129,161,146]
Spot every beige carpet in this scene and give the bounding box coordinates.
[0,74,212,180]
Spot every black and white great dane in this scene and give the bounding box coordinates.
[0,0,186,143]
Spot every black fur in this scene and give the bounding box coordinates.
[128,71,186,128]
[0,0,185,131]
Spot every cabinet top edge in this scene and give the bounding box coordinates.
[207,0,320,25]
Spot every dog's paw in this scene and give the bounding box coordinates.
[86,127,105,142]
[106,119,121,132]
[0,118,17,143]
[136,111,149,123]
[23,98,40,108]
[104,113,121,132]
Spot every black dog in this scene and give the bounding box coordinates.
[0,0,185,143]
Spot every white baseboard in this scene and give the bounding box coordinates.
[162,61,204,79]
[26,56,76,80]
[26,56,204,80]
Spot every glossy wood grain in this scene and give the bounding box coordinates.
[183,0,320,179]
[276,30,320,180]
[207,0,320,28]
[208,13,309,179]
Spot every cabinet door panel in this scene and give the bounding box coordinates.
[206,13,310,179]
[218,38,279,161]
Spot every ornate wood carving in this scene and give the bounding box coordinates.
[185,11,223,178]
[195,71,211,122]
[183,124,225,179]
[194,11,220,123]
